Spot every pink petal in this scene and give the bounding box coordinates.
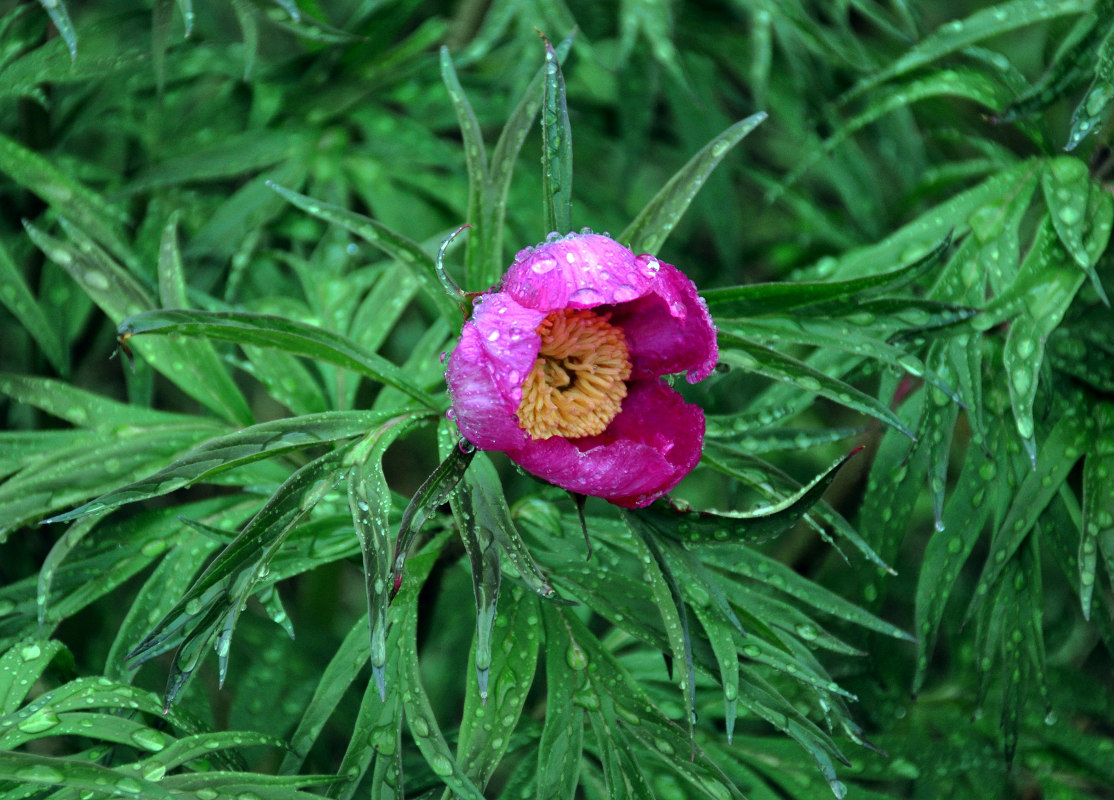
[503,234,718,382]
[445,293,546,451]
[610,256,719,383]
[506,379,705,508]
[501,234,657,312]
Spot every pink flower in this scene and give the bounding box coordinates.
[445,233,717,508]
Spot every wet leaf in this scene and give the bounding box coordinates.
[541,36,572,235]
[115,308,436,408]
[622,112,766,254]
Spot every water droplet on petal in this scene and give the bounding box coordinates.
[569,287,604,305]
[612,284,640,302]
[530,256,558,274]
[486,330,499,342]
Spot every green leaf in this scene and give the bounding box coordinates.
[621,112,766,254]
[267,182,458,322]
[46,410,417,524]
[390,439,475,597]
[456,590,540,788]
[1081,404,1114,619]
[659,446,861,545]
[398,557,486,800]
[468,454,564,602]
[843,0,1093,101]
[127,445,352,706]
[719,336,916,440]
[0,751,173,799]
[116,309,436,408]
[705,233,950,319]
[966,403,1093,624]
[625,515,697,749]
[1066,26,1114,150]
[0,639,66,715]
[0,238,66,375]
[541,36,573,235]
[536,604,585,800]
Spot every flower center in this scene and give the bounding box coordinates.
[516,309,632,440]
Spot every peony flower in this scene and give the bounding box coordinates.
[445,232,717,508]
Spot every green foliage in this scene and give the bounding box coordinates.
[2,1,1113,799]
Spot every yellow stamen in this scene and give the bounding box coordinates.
[517,309,632,440]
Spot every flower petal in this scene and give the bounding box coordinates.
[501,233,657,312]
[503,234,717,382]
[506,379,705,508]
[445,293,545,451]
[611,256,719,383]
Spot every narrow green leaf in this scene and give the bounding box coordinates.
[0,238,67,374]
[347,417,422,698]
[1081,405,1114,619]
[127,447,351,706]
[468,454,564,602]
[390,440,475,597]
[1067,26,1114,150]
[0,373,204,430]
[116,308,436,408]
[541,36,573,234]
[843,0,1093,101]
[706,232,950,319]
[656,446,860,545]
[913,429,998,694]
[621,112,766,254]
[457,590,540,788]
[452,474,501,701]
[537,604,585,800]
[0,751,173,798]
[267,181,458,321]
[625,515,697,750]
[719,337,916,439]
[399,565,486,800]
[967,404,1092,624]
[0,640,65,715]
[46,410,417,524]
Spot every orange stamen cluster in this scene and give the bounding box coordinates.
[516,309,632,440]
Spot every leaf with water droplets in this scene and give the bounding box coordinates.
[467,453,566,602]
[654,446,858,545]
[347,415,423,698]
[621,112,766,255]
[536,604,585,800]
[45,410,411,525]
[561,607,745,799]
[913,426,1000,695]
[720,336,915,440]
[703,229,949,314]
[1066,25,1114,150]
[25,220,254,426]
[127,445,351,706]
[0,639,65,715]
[1081,405,1114,620]
[541,35,572,236]
[390,439,475,598]
[842,0,1092,102]
[0,238,66,375]
[267,182,457,321]
[452,473,501,702]
[966,404,1092,625]
[456,590,539,788]
[625,515,697,750]
[0,751,174,798]
[115,308,436,409]
[1000,216,1086,462]
[0,420,219,537]
[398,556,486,799]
